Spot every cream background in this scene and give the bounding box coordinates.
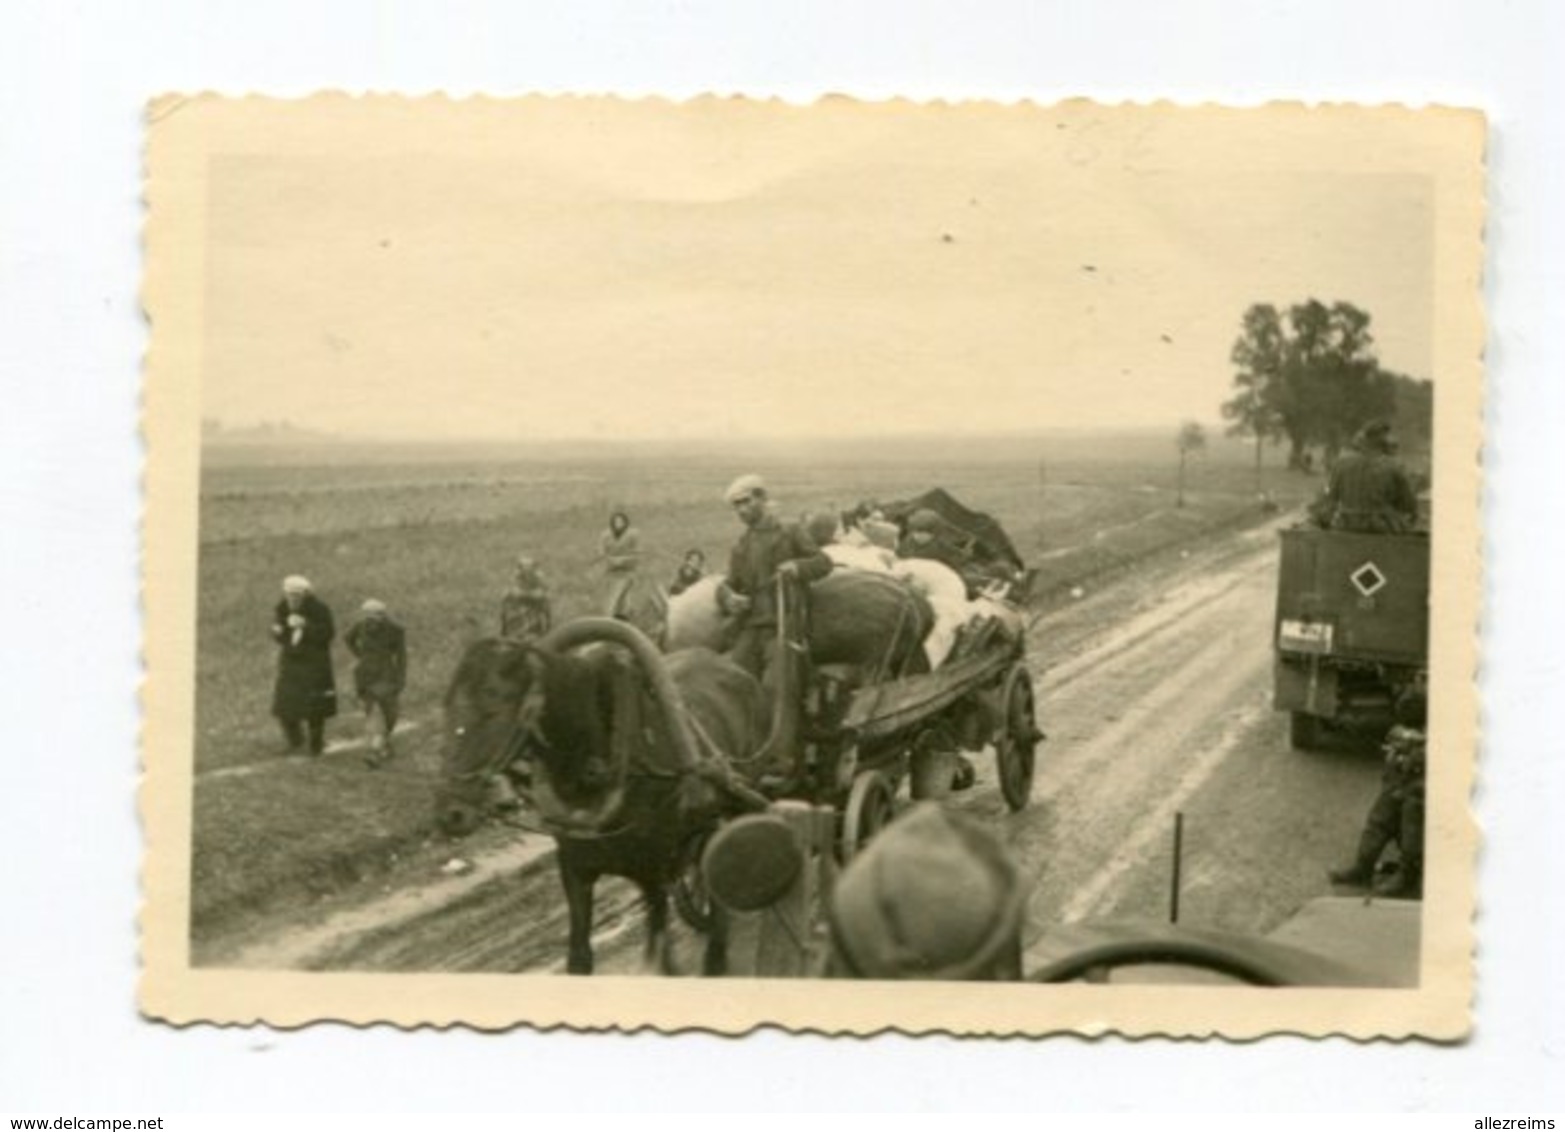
[3,0,1562,1112]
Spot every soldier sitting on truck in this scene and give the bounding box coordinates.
[1314,421,1420,533]
[1329,691,1427,899]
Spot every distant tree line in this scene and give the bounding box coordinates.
[201,417,326,441]
[1222,299,1433,472]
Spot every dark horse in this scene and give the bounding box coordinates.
[436,622,767,975]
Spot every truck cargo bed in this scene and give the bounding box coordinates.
[1274,528,1429,666]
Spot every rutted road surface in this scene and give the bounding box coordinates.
[217,518,1382,975]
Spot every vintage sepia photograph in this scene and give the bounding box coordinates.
[140,96,1484,1036]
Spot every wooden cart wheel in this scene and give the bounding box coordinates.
[995,663,1040,812]
[840,768,897,859]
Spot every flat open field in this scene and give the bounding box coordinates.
[191,431,1315,942]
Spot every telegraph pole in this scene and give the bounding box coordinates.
[1037,453,1047,559]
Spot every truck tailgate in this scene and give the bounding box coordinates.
[1276,528,1429,665]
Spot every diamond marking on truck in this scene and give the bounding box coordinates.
[1350,561,1387,597]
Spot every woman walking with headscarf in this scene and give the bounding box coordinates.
[598,508,642,620]
[345,597,406,767]
[269,575,337,755]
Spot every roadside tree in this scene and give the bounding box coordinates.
[1222,302,1287,493]
[1224,299,1408,472]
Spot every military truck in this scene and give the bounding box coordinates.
[1273,526,1430,749]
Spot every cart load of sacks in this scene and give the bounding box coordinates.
[667,489,1029,682]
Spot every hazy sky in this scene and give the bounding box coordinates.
[199,102,1435,440]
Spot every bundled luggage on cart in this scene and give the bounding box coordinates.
[745,487,1042,844]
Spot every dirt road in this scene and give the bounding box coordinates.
[217,517,1384,975]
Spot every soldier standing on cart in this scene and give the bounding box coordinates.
[718,474,832,690]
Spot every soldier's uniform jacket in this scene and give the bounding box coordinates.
[345,616,407,700]
[1381,725,1426,799]
[1325,450,1419,533]
[724,512,832,626]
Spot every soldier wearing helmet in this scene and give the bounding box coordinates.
[827,803,1027,980]
[1318,421,1420,533]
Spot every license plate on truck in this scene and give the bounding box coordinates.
[1279,619,1333,654]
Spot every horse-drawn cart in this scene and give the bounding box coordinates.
[757,489,1044,856]
[438,491,1042,976]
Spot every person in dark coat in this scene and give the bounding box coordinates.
[1318,422,1420,533]
[270,575,337,755]
[718,474,832,687]
[499,555,553,641]
[344,598,407,767]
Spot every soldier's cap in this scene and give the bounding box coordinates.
[360,598,388,614]
[907,508,943,533]
[515,554,538,570]
[282,575,312,594]
[724,473,767,504]
[829,802,1028,980]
